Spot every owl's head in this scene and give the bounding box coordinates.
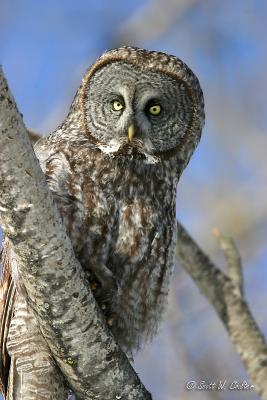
[76,47,204,164]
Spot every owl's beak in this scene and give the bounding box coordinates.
[128,124,135,142]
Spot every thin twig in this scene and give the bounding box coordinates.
[213,228,243,296]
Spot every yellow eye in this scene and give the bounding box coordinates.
[112,100,124,111]
[148,104,161,116]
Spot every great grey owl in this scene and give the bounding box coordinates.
[0,46,205,399]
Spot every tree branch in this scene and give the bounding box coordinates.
[213,228,243,296]
[0,67,152,399]
[176,222,267,399]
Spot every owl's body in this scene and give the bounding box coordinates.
[35,133,178,352]
[0,47,204,398]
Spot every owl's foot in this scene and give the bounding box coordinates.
[90,261,120,296]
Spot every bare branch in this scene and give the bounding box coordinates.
[176,221,267,399]
[0,66,152,399]
[176,222,227,319]
[213,228,243,297]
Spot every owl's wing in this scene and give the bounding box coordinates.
[0,239,16,397]
[0,239,70,399]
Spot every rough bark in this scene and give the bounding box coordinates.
[176,222,267,400]
[0,67,152,399]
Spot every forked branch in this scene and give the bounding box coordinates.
[176,222,267,400]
